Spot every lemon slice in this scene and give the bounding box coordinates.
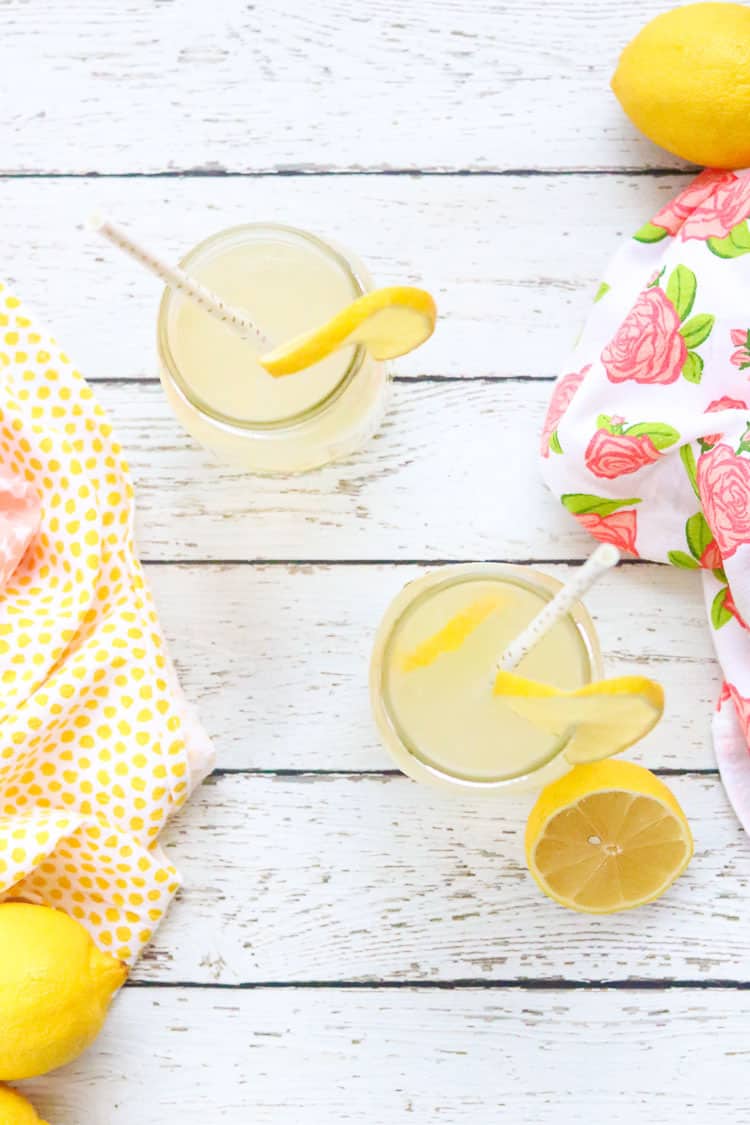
[493,672,664,763]
[259,286,437,377]
[399,595,504,672]
[525,760,693,913]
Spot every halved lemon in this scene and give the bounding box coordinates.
[526,760,693,913]
[493,672,664,763]
[259,286,437,377]
[398,595,504,672]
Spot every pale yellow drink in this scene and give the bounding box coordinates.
[370,565,602,793]
[157,224,388,474]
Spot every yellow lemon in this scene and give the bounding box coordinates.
[611,3,750,168]
[0,1085,50,1125]
[493,672,664,763]
[259,286,436,376]
[0,903,127,1079]
[399,595,505,672]
[525,760,693,913]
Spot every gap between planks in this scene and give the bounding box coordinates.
[0,168,690,179]
[122,978,750,991]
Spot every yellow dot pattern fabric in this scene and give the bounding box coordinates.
[0,283,214,965]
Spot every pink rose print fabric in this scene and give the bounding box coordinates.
[541,166,750,832]
[601,288,686,385]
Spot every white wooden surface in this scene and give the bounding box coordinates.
[4,1,745,1122]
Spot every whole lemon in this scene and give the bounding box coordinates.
[0,903,127,1080]
[612,2,750,168]
[0,1085,50,1124]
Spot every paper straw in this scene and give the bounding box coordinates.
[497,543,620,673]
[87,213,273,348]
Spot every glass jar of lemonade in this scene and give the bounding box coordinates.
[157,223,389,474]
[370,564,602,793]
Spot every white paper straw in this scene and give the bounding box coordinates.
[87,213,273,348]
[497,543,620,673]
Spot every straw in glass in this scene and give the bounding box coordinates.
[496,543,620,674]
[87,213,273,349]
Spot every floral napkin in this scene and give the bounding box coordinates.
[0,281,214,964]
[540,168,750,830]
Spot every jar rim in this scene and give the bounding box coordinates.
[157,222,368,432]
[371,563,601,789]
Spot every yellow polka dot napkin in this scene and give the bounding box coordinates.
[0,281,214,965]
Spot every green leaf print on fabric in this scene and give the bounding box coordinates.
[666,265,697,322]
[624,422,681,450]
[667,550,700,569]
[633,221,670,244]
[685,512,713,560]
[561,494,641,517]
[711,588,733,630]
[549,431,563,455]
[679,314,715,349]
[707,221,750,259]
[679,444,700,500]
[682,351,704,384]
[594,282,611,303]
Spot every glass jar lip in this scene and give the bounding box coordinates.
[371,563,601,789]
[157,222,369,432]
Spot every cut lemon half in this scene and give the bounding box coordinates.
[259,286,437,377]
[399,595,504,672]
[525,760,693,913]
[493,672,664,763]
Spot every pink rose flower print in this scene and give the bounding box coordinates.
[574,510,639,557]
[681,174,750,241]
[724,589,749,631]
[601,288,686,385]
[650,170,734,237]
[699,540,723,570]
[697,443,750,559]
[726,682,750,744]
[702,396,750,446]
[584,429,660,479]
[540,366,588,457]
[730,329,750,371]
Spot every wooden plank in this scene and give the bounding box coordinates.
[147,563,718,772]
[0,173,690,381]
[126,774,745,983]
[101,379,646,562]
[3,0,692,174]
[23,987,748,1124]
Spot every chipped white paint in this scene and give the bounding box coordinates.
[128,773,745,985]
[147,563,718,771]
[1,174,690,381]
[23,988,750,1124]
[1,0,695,174]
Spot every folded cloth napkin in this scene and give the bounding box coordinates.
[0,281,214,964]
[540,168,750,830]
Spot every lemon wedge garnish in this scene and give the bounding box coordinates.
[493,672,664,763]
[259,286,436,377]
[525,760,693,913]
[399,596,504,672]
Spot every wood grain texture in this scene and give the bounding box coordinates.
[146,563,718,771]
[22,988,749,1124]
[0,174,690,381]
[1,0,696,173]
[109,380,594,560]
[126,773,745,984]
